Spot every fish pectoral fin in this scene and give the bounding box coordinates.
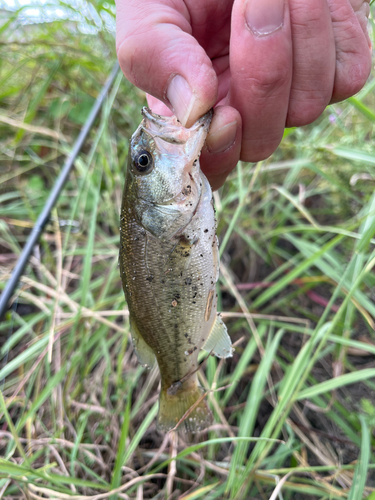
[138,203,186,240]
[202,314,233,359]
[129,317,156,369]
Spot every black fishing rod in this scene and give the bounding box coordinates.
[0,62,120,321]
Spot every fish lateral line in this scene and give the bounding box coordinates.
[166,349,214,396]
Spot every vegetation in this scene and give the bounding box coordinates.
[0,3,375,499]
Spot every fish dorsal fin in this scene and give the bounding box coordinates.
[202,314,233,358]
[130,317,156,368]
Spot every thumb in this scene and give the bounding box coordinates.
[116,0,218,126]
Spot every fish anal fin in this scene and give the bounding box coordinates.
[202,314,233,359]
[129,317,156,369]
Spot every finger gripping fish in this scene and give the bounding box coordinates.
[119,108,233,433]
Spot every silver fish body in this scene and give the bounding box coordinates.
[119,108,232,432]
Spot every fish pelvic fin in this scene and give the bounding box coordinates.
[158,380,212,433]
[129,317,156,369]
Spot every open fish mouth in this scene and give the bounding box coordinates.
[140,107,213,152]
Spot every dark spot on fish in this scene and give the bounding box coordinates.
[182,185,192,196]
[192,285,198,292]
[204,229,209,233]
[167,380,182,395]
[200,254,203,257]
[179,235,190,246]
[184,252,190,257]
[145,275,154,282]
[192,301,196,304]
[174,324,178,329]
[185,277,192,285]
[184,333,194,345]
[161,279,165,284]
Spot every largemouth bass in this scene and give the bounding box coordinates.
[119,108,233,432]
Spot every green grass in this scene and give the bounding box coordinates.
[1,4,375,499]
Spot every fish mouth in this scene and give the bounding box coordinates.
[140,107,212,151]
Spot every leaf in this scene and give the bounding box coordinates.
[347,416,370,500]
[297,369,375,400]
[329,147,375,165]
[251,234,344,309]
[110,388,132,499]
[348,96,375,122]
[17,369,66,429]
[227,329,285,495]
[0,335,49,381]
[15,59,62,143]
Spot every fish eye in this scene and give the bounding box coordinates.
[134,150,153,174]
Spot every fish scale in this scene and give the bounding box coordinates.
[119,108,233,432]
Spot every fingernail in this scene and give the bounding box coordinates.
[167,75,196,126]
[245,0,284,36]
[206,120,237,154]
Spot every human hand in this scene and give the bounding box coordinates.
[116,0,372,190]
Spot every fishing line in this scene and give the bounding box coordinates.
[0,62,120,321]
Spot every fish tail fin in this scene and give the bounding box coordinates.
[158,379,212,433]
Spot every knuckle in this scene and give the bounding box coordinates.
[286,102,325,128]
[116,23,149,79]
[334,47,372,99]
[244,66,290,100]
[337,59,371,98]
[287,88,331,127]
[290,3,324,31]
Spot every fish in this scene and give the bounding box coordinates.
[119,107,233,433]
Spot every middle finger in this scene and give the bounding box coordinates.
[227,0,293,162]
